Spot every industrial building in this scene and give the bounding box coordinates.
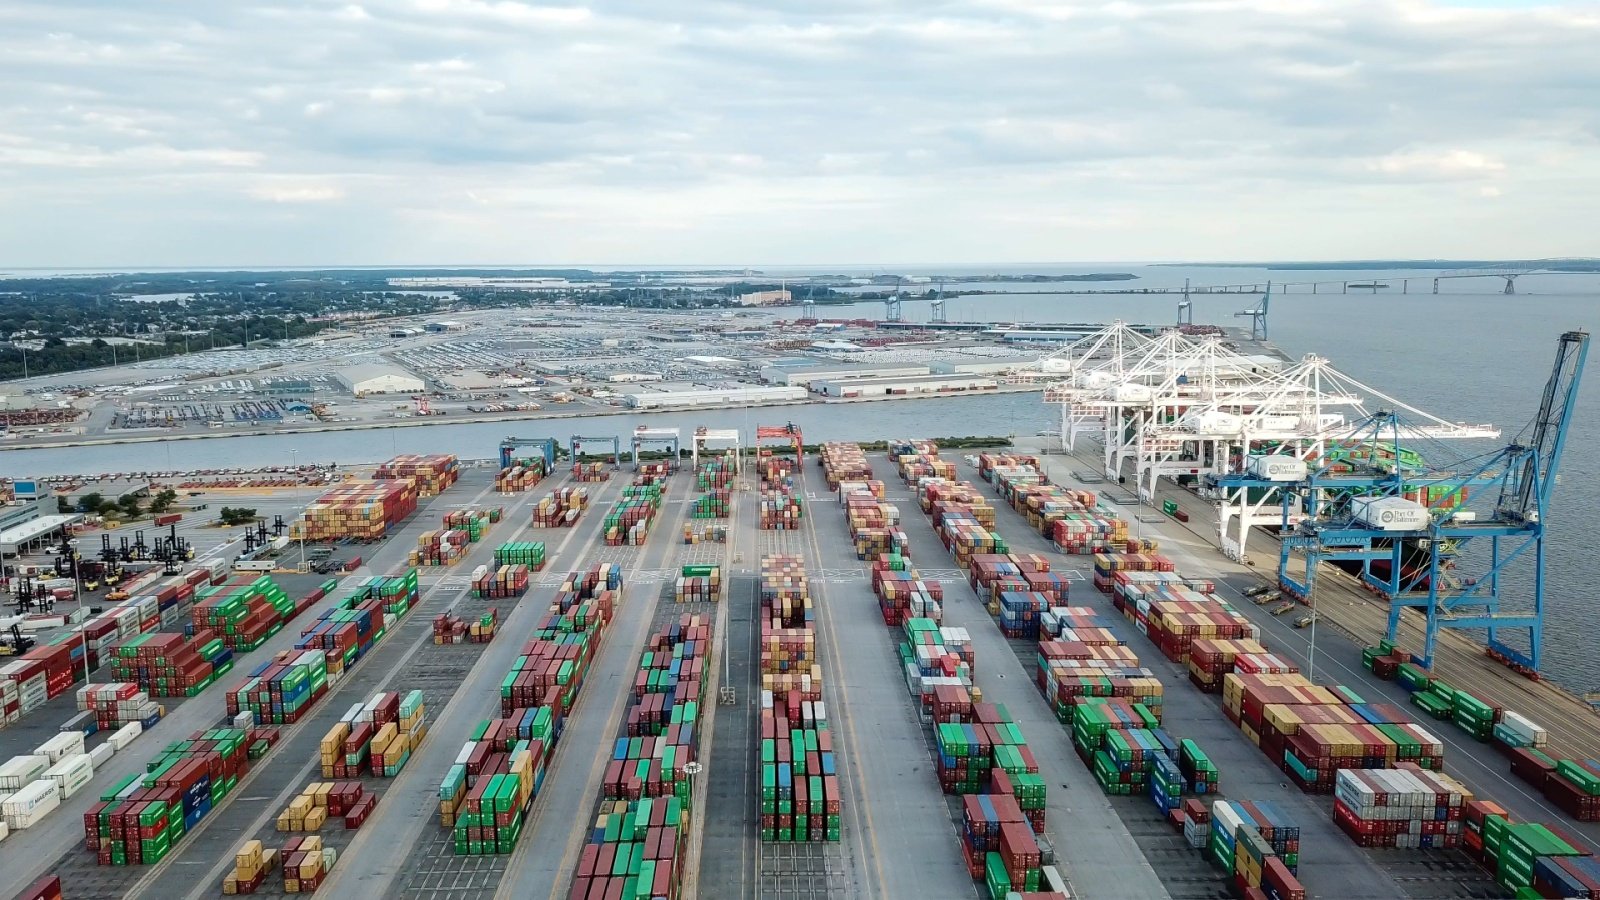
[0,502,83,561]
[335,364,426,396]
[930,359,1038,376]
[810,373,999,398]
[620,385,806,409]
[759,360,931,386]
[736,289,791,306]
[260,379,315,396]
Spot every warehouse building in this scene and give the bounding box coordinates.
[737,289,791,306]
[759,360,931,386]
[1,504,83,562]
[930,359,1038,376]
[810,373,998,398]
[621,385,806,410]
[336,364,426,396]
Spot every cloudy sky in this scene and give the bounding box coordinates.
[1,0,1596,267]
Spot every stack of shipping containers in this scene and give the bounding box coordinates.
[756,556,840,843]
[569,612,711,897]
[532,488,589,527]
[438,564,614,855]
[374,454,460,496]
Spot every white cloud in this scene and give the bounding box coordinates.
[1371,149,1507,179]
[0,0,1596,265]
[248,184,347,203]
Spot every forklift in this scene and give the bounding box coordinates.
[10,574,53,616]
[0,619,36,656]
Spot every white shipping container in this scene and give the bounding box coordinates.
[89,742,115,769]
[2,779,59,815]
[0,755,50,791]
[36,731,86,763]
[0,818,8,842]
[1501,711,1548,745]
[44,752,94,790]
[110,722,142,750]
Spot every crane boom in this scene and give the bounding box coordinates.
[1497,330,1589,522]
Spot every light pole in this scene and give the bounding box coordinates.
[70,539,90,687]
[683,760,703,816]
[291,449,306,569]
[1306,581,1319,683]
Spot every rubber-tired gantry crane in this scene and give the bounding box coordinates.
[1232,331,1587,675]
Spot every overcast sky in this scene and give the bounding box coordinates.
[1,0,1596,267]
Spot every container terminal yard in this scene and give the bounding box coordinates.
[2,328,1600,900]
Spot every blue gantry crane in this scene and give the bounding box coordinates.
[499,436,557,472]
[1256,331,1588,675]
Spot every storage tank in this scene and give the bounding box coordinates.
[1246,455,1308,482]
[1352,496,1430,531]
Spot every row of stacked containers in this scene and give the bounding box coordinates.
[1367,638,1600,828]
[918,444,1311,898]
[3,564,224,729]
[822,443,1070,899]
[568,612,713,898]
[606,467,667,546]
[691,457,732,519]
[496,456,548,493]
[83,724,281,865]
[438,562,618,855]
[375,454,460,496]
[292,453,458,542]
[533,487,589,527]
[756,556,841,842]
[411,507,503,566]
[986,449,1600,898]
[7,576,318,849]
[101,574,334,707]
[974,452,1151,556]
[757,453,803,529]
[288,568,420,680]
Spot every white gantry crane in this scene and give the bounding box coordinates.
[1037,322,1498,563]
